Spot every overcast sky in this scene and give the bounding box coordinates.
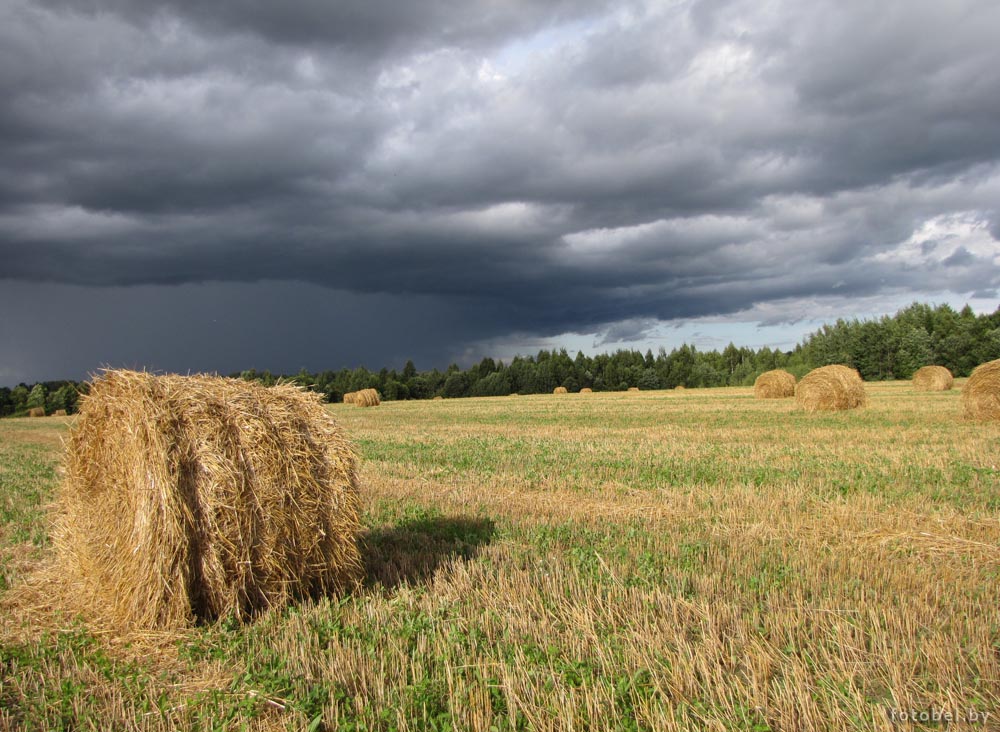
[2,0,999,385]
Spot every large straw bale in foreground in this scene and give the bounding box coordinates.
[553,386,568,394]
[53,370,363,629]
[795,365,866,412]
[963,359,1000,419]
[912,365,953,391]
[353,388,380,407]
[754,369,796,399]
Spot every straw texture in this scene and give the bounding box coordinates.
[795,365,867,412]
[962,359,1000,419]
[353,388,380,407]
[754,370,797,399]
[912,365,953,391]
[51,369,362,629]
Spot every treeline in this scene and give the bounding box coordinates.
[3,302,999,415]
[798,302,1000,381]
[0,381,82,417]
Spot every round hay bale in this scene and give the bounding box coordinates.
[579,387,593,394]
[353,388,380,408]
[627,387,640,392]
[53,409,68,416]
[28,407,45,417]
[674,385,686,391]
[343,391,357,404]
[432,395,444,401]
[553,386,568,394]
[962,359,1000,419]
[795,365,866,412]
[52,369,363,629]
[912,365,953,391]
[753,369,797,399]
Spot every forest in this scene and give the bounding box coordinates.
[3,302,998,415]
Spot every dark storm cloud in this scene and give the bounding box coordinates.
[0,280,485,385]
[2,0,1000,382]
[35,0,609,54]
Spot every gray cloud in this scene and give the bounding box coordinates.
[942,246,976,268]
[2,0,1000,382]
[593,318,660,347]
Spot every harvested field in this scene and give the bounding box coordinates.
[1,382,997,731]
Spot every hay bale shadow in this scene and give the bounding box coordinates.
[360,515,495,590]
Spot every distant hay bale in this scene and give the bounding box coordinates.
[674,385,686,391]
[753,369,797,399]
[53,409,68,416]
[795,365,867,412]
[343,391,356,404]
[50,369,362,629]
[353,388,380,407]
[433,395,444,401]
[912,365,953,391]
[579,387,593,394]
[28,407,45,417]
[962,359,1000,420]
[553,386,568,394]
[628,387,639,392]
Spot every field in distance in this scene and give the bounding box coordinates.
[1,382,998,731]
